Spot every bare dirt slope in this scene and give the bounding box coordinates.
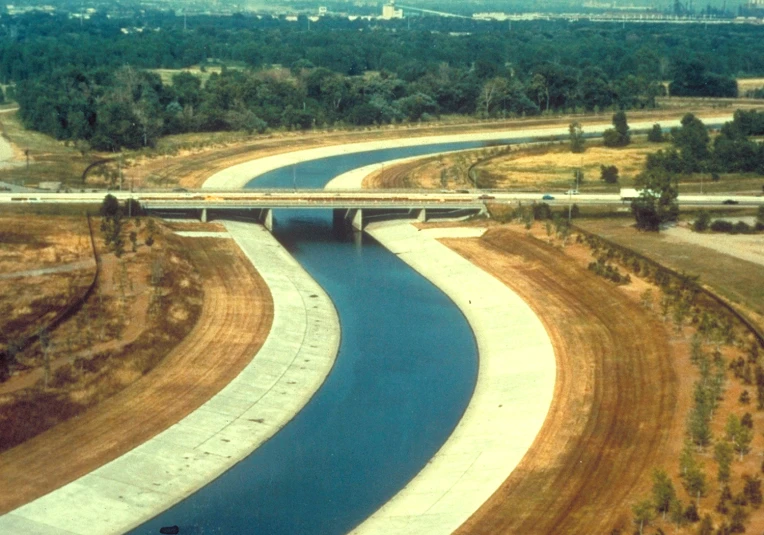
[0,237,273,514]
[446,228,684,534]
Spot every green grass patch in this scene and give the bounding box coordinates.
[578,217,764,318]
[0,112,100,188]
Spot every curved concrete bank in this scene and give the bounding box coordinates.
[328,161,557,534]
[202,115,732,190]
[0,222,340,535]
[354,221,556,535]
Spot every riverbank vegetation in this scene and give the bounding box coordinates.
[5,12,764,150]
[440,209,764,533]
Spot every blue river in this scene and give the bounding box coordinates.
[130,140,512,534]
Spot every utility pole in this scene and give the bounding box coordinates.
[118,153,123,191]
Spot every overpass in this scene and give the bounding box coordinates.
[2,189,762,229]
[0,189,490,231]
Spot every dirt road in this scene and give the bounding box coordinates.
[445,228,684,534]
[0,237,273,514]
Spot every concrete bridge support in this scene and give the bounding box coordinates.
[332,208,364,232]
[416,208,427,223]
[259,208,274,232]
[201,208,208,223]
[351,209,363,231]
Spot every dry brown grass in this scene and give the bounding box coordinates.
[0,215,91,272]
[0,218,204,451]
[124,108,737,190]
[473,140,665,191]
[0,215,95,348]
[446,225,684,534]
[0,231,273,513]
[737,78,764,94]
[441,218,764,534]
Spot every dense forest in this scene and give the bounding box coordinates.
[5,11,764,149]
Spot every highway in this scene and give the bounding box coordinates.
[1,189,763,210]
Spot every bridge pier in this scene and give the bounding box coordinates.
[259,209,273,232]
[351,208,363,231]
[201,208,208,223]
[332,208,364,232]
[416,208,427,223]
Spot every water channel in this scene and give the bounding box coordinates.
[131,139,516,534]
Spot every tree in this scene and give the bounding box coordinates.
[743,474,763,508]
[756,365,764,409]
[603,111,631,147]
[652,469,677,519]
[647,123,664,143]
[600,165,619,184]
[478,77,510,116]
[100,194,124,254]
[668,496,686,529]
[670,59,737,98]
[129,231,138,252]
[671,114,710,174]
[714,440,734,484]
[631,160,679,231]
[683,463,707,505]
[688,400,712,448]
[632,498,655,535]
[726,414,753,460]
[100,193,120,219]
[693,211,711,232]
[569,121,586,153]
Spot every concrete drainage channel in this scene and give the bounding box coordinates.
[0,222,340,535]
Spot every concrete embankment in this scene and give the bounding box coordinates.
[327,163,556,535]
[352,222,556,535]
[0,222,340,535]
[203,115,732,190]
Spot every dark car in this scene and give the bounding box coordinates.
[542,194,555,201]
[722,199,739,205]
[478,194,495,200]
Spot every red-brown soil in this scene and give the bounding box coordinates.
[445,227,688,534]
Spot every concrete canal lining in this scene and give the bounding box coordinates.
[355,221,556,535]
[202,115,732,190]
[0,222,340,535]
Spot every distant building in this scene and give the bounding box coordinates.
[381,0,403,20]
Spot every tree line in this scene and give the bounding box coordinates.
[6,13,761,149]
[632,110,764,231]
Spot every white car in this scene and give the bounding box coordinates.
[565,189,579,195]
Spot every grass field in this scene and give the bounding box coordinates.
[0,112,96,188]
[577,217,764,323]
[737,77,764,95]
[472,138,667,192]
[150,62,247,86]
